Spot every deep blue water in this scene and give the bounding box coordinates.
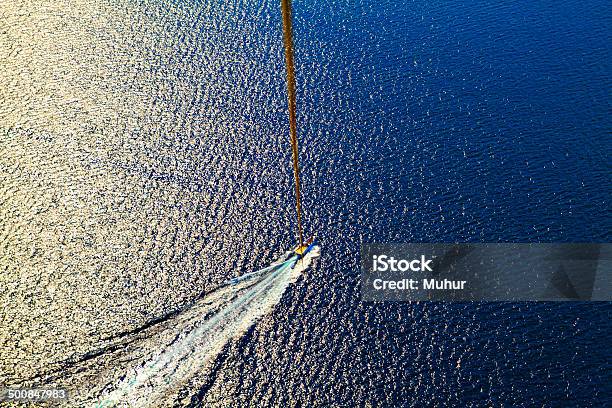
[1,0,610,406]
[194,0,612,405]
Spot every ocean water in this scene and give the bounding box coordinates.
[0,0,610,406]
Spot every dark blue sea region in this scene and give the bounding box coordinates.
[0,0,610,406]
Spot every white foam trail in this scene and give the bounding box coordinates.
[90,247,319,407]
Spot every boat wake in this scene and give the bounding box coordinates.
[80,246,320,407]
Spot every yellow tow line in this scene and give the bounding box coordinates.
[280,0,304,248]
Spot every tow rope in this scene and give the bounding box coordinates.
[280,0,304,248]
